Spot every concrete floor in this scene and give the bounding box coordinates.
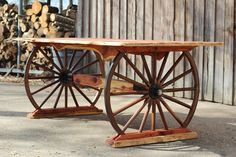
[0,82,235,157]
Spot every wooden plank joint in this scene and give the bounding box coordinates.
[27,106,103,119]
[106,128,198,148]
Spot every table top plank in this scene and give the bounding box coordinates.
[17,38,223,47]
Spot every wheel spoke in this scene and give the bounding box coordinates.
[32,62,60,76]
[39,82,61,108]
[53,85,64,108]
[38,48,62,73]
[73,59,99,74]
[151,100,156,130]
[73,84,94,105]
[69,86,79,107]
[70,50,88,72]
[122,99,148,132]
[163,87,195,93]
[54,47,64,69]
[65,86,68,108]
[159,97,184,127]
[162,69,193,88]
[156,100,168,130]
[162,94,191,109]
[141,55,152,82]
[123,54,149,86]
[114,72,147,89]
[139,100,151,132]
[113,95,148,116]
[31,79,60,95]
[68,50,76,70]
[28,76,59,80]
[161,53,185,84]
[64,49,68,71]
[111,91,148,96]
[157,53,169,81]
[151,54,157,84]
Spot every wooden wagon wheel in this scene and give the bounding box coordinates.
[24,46,104,114]
[105,51,199,135]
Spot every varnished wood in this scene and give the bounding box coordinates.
[27,106,103,119]
[106,128,197,148]
[16,38,223,61]
[16,38,223,47]
[22,36,221,146]
[73,74,134,92]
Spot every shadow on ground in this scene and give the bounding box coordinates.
[71,111,236,156]
[0,109,235,156]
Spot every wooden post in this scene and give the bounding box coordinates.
[76,0,83,37]
[174,0,185,98]
[184,0,194,99]
[203,0,215,101]
[16,0,23,76]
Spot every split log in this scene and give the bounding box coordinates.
[36,27,44,37]
[0,23,8,41]
[22,29,35,38]
[50,13,75,25]
[40,21,48,28]
[62,9,77,19]
[40,13,50,22]
[27,43,34,51]
[32,0,42,15]
[64,31,75,38]
[9,24,17,32]
[33,21,40,29]
[19,22,29,32]
[50,21,75,29]
[43,27,49,35]
[31,14,38,22]
[67,4,78,10]
[42,5,59,14]
[55,26,74,33]
[3,4,17,13]
[0,0,8,7]
[26,9,33,16]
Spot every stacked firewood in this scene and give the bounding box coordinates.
[0,0,77,70]
[18,0,76,65]
[20,0,76,39]
[0,2,18,64]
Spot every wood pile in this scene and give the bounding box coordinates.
[0,3,18,64]
[18,0,77,66]
[20,0,76,39]
[0,0,77,71]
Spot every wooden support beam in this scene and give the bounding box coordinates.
[73,74,134,91]
[106,128,198,148]
[27,106,103,119]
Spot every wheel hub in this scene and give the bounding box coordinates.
[149,84,163,99]
[59,71,72,84]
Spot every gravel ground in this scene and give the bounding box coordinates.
[0,82,235,157]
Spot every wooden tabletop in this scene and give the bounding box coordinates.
[17,38,223,47]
